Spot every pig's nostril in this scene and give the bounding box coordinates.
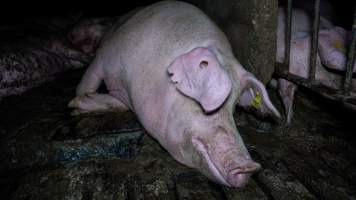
[230,162,261,174]
[244,162,261,173]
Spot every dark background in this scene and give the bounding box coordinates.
[0,1,157,24]
[1,0,355,28]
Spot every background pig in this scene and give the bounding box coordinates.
[0,17,91,100]
[276,7,356,124]
[68,7,143,55]
[68,17,114,55]
[318,27,355,72]
[69,1,280,187]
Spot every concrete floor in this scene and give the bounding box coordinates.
[0,68,356,200]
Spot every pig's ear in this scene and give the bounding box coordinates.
[167,47,232,112]
[237,73,281,118]
[318,27,348,71]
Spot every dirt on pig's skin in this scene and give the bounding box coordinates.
[0,68,356,200]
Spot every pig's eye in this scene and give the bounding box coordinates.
[199,60,208,68]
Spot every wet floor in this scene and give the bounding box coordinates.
[0,68,356,200]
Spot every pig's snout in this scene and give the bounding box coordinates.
[226,161,261,187]
[192,136,261,188]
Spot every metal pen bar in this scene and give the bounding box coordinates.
[343,7,356,94]
[309,0,320,81]
[284,0,293,70]
[275,62,356,111]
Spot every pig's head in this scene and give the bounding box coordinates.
[318,26,354,72]
[68,18,111,54]
[166,47,279,187]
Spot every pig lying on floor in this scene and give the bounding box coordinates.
[276,7,356,124]
[69,1,280,187]
[0,16,91,99]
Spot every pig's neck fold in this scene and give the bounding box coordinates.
[138,85,179,140]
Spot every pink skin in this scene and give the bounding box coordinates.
[318,27,356,73]
[277,8,356,124]
[68,1,280,187]
[167,47,232,112]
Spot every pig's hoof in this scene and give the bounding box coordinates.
[68,94,104,115]
[68,96,86,110]
[70,108,106,116]
[68,98,79,108]
[70,109,86,116]
[68,97,91,116]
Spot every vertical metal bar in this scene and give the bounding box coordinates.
[343,7,356,94]
[284,0,293,70]
[309,0,320,81]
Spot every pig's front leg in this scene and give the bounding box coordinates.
[68,93,128,115]
[68,60,129,115]
[278,78,297,124]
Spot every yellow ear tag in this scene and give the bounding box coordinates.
[333,40,346,53]
[251,91,262,109]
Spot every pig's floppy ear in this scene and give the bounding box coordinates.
[318,27,350,71]
[237,73,281,118]
[167,47,232,112]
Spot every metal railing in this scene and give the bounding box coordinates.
[344,8,356,94]
[275,0,356,109]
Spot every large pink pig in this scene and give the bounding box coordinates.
[277,7,356,124]
[69,1,280,187]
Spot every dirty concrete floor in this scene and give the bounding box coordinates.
[0,69,356,200]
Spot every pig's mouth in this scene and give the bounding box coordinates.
[192,138,260,187]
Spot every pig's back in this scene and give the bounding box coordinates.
[96,1,232,129]
[101,1,228,69]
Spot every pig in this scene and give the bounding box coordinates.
[68,17,114,55]
[68,7,143,55]
[318,27,355,73]
[276,7,356,124]
[69,1,280,187]
[0,15,92,100]
[290,0,356,72]
[0,39,90,99]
